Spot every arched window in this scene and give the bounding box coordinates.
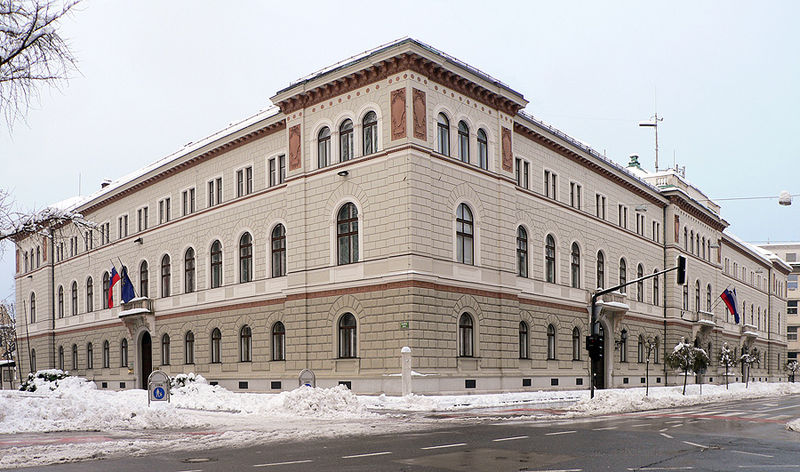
[653,269,659,306]
[571,243,581,288]
[210,328,222,363]
[36,246,40,267]
[437,113,450,156]
[684,227,688,251]
[161,254,171,297]
[87,343,93,370]
[102,272,110,309]
[272,321,286,361]
[120,338,128,367]
[706,284,712,312]
[29,292,36,323]
[338,313,357,358]
[362,111,378,155]
[695,280,701,312]
[638,335,645,363]
[547,324,556,360]
[619,329,628,362]
[240,325,252,362]
[102,340,109,368]
[696,234,700,256]
[184,331,194,364]
[517,226,528,277]
[572,327,581,360]
[596,251,605,289]
[161,334,170,365]
[71,281,78,315]
[184,248,195,293]
[477,129,488,169]
[545,234,556,283]
[619,259,627,293]
[24,252,28,272]
[339,119,353,162]
[272,224,286,277]
[690,230,694,253]
[456,204,474,265]
[519,321,529,359]
[636,264,644,302]
[139,261,148,297]
[337,203,359,265]
[211,240,222,288]
[682,283,689,310]
[29,348,36,372]
[459,313,474,357]
[317,127,330,168]
[458,120,469,162]
[239,232,253,283]
[702,237,706,259]
[57,285,64,318]
[86,277,94,312]
[58,345,64,371]
[71,344,78,370]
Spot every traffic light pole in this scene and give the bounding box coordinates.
[589,256,686,398]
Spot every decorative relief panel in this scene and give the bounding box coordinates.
[501,126,513,172]
[674,215,680,243]
[288,125,302,171]
[412,88,426,140]
[391,88,407,140]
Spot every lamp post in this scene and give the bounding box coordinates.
[639,113,663,171]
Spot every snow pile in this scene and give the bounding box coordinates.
[788,418,800,432]
[363,390,585,412]
[571,381,800,415]
[170,379,370,418]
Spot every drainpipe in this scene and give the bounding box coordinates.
[662,205,668,386]
[49,227,56,369]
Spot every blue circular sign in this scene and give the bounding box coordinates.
[153,386,165,399]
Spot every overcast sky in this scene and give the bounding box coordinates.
[2,0,799,304]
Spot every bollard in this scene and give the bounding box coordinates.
[401,346,412,396]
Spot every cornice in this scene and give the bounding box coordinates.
[276,52,524,116]
[513,122,666,207]
[666,194,726,232]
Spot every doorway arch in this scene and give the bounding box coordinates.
[138,331,152,389]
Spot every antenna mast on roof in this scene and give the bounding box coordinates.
[639,112,663,172]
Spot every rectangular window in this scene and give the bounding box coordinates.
[278,155,285,184]
[515,159,530,189]
[595,194,606,219]
[269,158,276,187]
[515,158,521,186]
[652,221,660,242]
[158,200,164,224]
[236,169,244,197]
[618,205,628,228]
[158,198,170,224]
[635,213,645,236]
[786,253,797,262]
[208,180,215,207]
[789,300,798,315]
[216,177,222,204]
[247,165,254,193]
[544,170,557,199]
[788,326,798,341]
[570,182,581,209]
[182,190,188,216]
[189,188,195,213]
[789,274,798,290]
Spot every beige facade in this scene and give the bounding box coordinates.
[757,243,800,367]
[12,39,790,394]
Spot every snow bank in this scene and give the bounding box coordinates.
[362,390,585,412]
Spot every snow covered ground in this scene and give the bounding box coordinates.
[1,373,800,468]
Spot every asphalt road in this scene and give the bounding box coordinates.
[14,394,800,472]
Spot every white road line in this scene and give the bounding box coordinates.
[630,423,651,427]
[592,426,617,431]
[670,423,684,428]
[737,466,800,469]
[492,435,529,442]
[758,404,800,412]
[177,470,204,472]
[660,433,674,439]
[665,420,683,424]
[521,469,582,472]
[253,460,313,468]
[682,441,707,449]
[545,430,577,436]
[731,450,774,458]
[659,428,669,432]
[342,451,392,459]
[420,443,466,450]
[627,467,694,471]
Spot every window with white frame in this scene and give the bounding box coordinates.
[459,313,474,357]
[236,166,253,197]
[158,197,171,224]
[137,207,149,232]
[318,127,331,168]
[544,170,557,200]
[269,155,286,187]
[515,158,529,189]
[477,129,488,169]
[618,204,628,229]
[182,188,196,216]
[570,182,581,209]
[595,194,606,219]
[118,215,128,238]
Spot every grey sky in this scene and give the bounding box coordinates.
[2,0,799,303]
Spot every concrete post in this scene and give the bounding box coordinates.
[401,346,412,396]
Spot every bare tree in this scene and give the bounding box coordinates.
[0,301,15,389]
[0,0,80,127]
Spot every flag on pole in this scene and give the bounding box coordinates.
[108,267,120,308]
[720,288,739,324]
[120,266,136,304]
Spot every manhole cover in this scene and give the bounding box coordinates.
[182,457,215,463]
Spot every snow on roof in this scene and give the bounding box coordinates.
[724,232,775,266]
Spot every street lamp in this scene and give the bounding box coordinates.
[639,114,663,171]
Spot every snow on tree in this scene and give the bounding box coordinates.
[719,342,736,390]
[787,360,799,383]
[0,301,15,389]
[740,347,760,388]
[665,337,710,395]
[0,0,81,127]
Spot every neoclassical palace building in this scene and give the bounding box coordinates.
[12,39,790,393]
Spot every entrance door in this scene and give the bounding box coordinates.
[140,332,152,389]
[591,324,606,389]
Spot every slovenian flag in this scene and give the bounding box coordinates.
[109,267,121,308]
[720,288,739,324]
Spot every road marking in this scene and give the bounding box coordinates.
[342,451,392,459]
[492,435,529,442]
[731,450,773,458]
[737,466,800,469]
[665,420,683,424]
[759,404,800,413]
[660,433,674,439]
[627,467,694,470]
[253,460,313,467]
[670,423,684,428]
[592,426,617,431]
[630,423,651,427]
[545,430,577,436]
[177,470,204,472]
[521,469,582,472]
[420,443,466,450]
[682,441,707,449]
[659,428,669,432]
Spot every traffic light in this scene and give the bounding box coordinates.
[676,255,687,285]
[586,335,604,359]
